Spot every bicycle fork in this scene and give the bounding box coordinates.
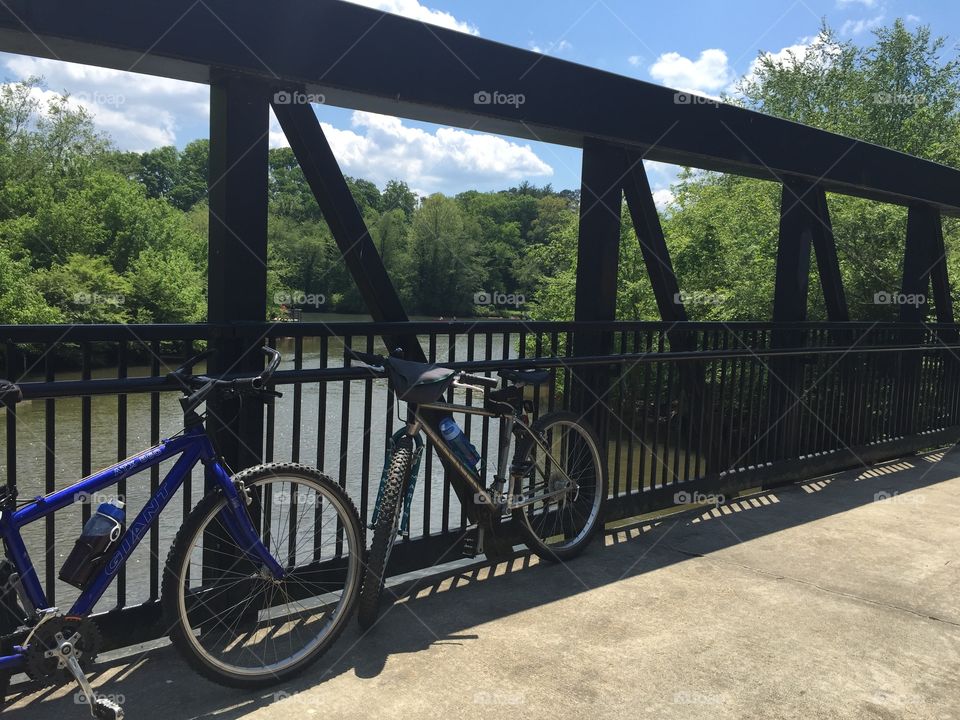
[205,460,285,579]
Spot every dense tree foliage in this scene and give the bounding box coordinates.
[527,20,960,322]
[0,19,957,326]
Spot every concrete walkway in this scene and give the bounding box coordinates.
[6,448,960,719]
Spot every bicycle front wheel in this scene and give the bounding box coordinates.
[512,411,606,561]
[357,434,413,630]
[162,463,363,688]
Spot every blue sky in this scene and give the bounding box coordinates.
[1,0,957,204]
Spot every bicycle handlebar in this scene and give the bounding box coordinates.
[459,373,498,389]
[169,346,283,415]
[348,349,500,391]
[348,350,386,368]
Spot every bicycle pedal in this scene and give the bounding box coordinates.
[93,696,124,720]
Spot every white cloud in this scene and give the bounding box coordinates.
[649,49,734,96]
[837,0,878,6]
[3,55,206,151]
[346,0,478,34]
[736,33,838,94]
[270,110,553,195]
[627,55,644,67]
[841,14,885,35]
[528,39,572,55]
[652,188,675,210]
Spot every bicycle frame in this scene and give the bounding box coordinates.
[411,397,577,514]
[0,424,284,673]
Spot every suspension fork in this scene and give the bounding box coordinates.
[370,422,424,534]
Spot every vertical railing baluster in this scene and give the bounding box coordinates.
[336,335,351,555]
[611,331,626,498]
[116,340,128,608]
[460,332,476,528]
[314,334,328,561]
[150,340,161,599]
[44,347,56,604]
[360,335,374,528]
[428,333,440,533]
[441,330,455,531]
[624,330,638,495]
[639,331,652,490]
[291,335,303,463]
[182,341,195,520]
[660,358,675,490]
[4,341,17,501]
[81,341,92,528]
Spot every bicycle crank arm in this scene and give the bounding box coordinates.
[64,653,124,719]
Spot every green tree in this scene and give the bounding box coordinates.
[381,179,417,219]
[35,254,131,323]
[0,247,60,324]
[125,247,205,323]
[138,146,180,201]
[407,194,485,315]
[169,139,209,211]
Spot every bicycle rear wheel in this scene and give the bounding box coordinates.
[512,411,606,561]
[162,463,363,688]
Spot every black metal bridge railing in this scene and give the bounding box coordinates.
[2,320,959,649]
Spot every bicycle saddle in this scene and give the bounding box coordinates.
[384,358,457,404]
[0,380,22,407]
[499,369,550,385]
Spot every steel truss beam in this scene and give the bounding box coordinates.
[272,101,424,361]
[0,0,959,213]
[901,204,953,324]
[774,178,848,322]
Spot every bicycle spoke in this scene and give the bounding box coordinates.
[176,475,359,678]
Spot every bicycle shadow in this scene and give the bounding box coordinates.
[4,447,959,719]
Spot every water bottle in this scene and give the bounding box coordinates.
[439,416,480,470]
[59,500,126,590]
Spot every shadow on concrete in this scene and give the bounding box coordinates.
[4,446,958,719]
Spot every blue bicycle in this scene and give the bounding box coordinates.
[0,348,364,719]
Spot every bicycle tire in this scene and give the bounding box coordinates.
[512,411,606,561]
[357,435,413,631]
[161,463,363,688]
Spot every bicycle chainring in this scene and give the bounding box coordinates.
[25,615,101,685]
